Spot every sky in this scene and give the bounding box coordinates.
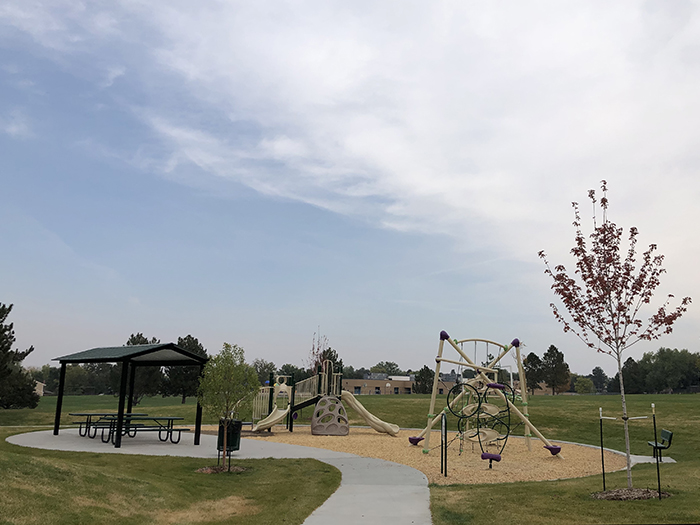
[1,1,699,378]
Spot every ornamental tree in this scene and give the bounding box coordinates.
[539,180,691,488]
[197,343,258,470]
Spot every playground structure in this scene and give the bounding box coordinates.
[411,331,562,464]
[252,360,399,436]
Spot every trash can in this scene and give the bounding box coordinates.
[218,419,242,453]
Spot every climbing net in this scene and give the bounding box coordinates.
[446,380,518,456]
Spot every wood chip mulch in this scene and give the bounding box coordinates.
[591,488,671,500]
[214,425,628,485]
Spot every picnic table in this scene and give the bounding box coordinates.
[69,413,147,439]
[99,415,187,444]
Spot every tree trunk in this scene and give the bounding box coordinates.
[181,393,186,404]
[617,354,633,489]
[222,418,229,471]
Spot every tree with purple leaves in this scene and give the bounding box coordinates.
[539,180,691,489]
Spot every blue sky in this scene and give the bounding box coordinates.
[1,2,698,377]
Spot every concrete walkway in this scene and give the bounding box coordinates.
[6,429,432,525]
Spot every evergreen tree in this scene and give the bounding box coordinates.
[162,335,208,403]
[589,366,608,392]
[523,352,544,395]
[541,345,570,395]
[412,365,434,394]
[125,333,163,404]
[0,303,40,409]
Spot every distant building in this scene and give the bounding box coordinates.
[342,378,458,395]
[34,381,45,397]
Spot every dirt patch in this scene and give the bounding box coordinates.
[195,465,247,474]
[155,495,258,524]
[223,425,628,485]
[592,488,671,500]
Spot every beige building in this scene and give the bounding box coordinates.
[342,378,458,395]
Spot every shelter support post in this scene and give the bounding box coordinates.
[194,364,204,445]
[126,363,137,415]
[53,362,67,435]
[115,361,130,448]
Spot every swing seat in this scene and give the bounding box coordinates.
[486,383,506,390]
[408,436,424,445]
[481,452,501,462]
[544,445,561,455]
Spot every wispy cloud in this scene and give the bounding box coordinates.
[4,1,700,267]
[1,108,33,138]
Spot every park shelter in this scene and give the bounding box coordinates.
[52,343,208,448]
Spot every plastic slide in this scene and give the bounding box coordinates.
[340,390,400,436]
[251,406,290,432]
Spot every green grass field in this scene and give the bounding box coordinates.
[0,396,340,525]
[2,392,699,524]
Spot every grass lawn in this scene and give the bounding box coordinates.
[297,391,700,524]
[0,396,340,525]
[3,392,699,524]
[0,395,220,427]
[429,393,700,525]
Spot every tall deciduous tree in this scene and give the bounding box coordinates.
[252,358,277,386]
[539,181,691,488]
[278,363,311,382]
[574,376,596,394]
[541,345,570,395]
[162,335,208,403]
[0,303,40,409]
[370,361,403,376]
[197,343,258,470]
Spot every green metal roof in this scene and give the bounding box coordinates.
[53,343,208,365]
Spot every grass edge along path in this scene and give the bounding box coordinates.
[0,427,340,525]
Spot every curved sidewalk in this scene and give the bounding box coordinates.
[7,429,432,525]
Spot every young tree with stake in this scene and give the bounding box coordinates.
[197,343,258,471]
[539,181,691,489]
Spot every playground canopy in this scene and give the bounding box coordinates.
[52,343,208,448]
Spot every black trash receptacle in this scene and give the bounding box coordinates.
[218,419,242,453]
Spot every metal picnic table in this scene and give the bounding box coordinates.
[69,413,147,439]
[99,415,187,444]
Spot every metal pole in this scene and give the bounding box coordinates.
[115,361,130,448]
[599,407,606,491]
[441,412,447,477]
[194,363,204,445]
[289,373,296,432]
[599,408,617,492]
[267,372,275,433]
[652,403,661,500]
[126,363,137,415]
[53,362,67,435]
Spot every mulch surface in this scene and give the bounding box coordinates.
[208,425,628,485]
[592,488,671,500]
